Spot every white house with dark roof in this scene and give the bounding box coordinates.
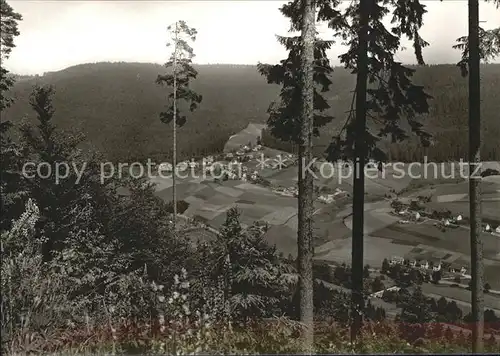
[390,256,405,265]
[449,263,468,276]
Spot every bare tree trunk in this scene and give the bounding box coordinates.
[172,21,178,232]
[298,0,315,353]
[468,0,484,352]
[351,0,369,344]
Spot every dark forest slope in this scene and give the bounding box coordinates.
[3,62,500,162]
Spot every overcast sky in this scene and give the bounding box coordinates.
[4,0,500,75]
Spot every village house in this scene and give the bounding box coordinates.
[398,208,408,216]
[318,195,335,204]
[159,162,173,172]
[432,262,442,272]
[449,263,467,276]
[427,258,442,271]
[252,144,262,152]
[189,159,199,169]
[450,214,463,224]
[177,161,189,171]
[419,260,430,269]
[390,256,405,265]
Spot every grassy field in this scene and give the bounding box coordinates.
[314,235,415,267]
[421,283,500,312]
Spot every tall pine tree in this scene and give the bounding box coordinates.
[452,3,499,350]
[467,1,484,351]
[0,0,24,231]
[156,21,202,231]
[258,0,342,349]
[322,0,432,342]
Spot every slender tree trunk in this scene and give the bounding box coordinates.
[298,0,315,352]
[468,0,484,352]
[351,0,369,343]
[172,21,178,231]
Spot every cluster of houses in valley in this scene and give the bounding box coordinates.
[432,214,500,235]
[217,145,299,186]
[317,187,349,204]
[224,143,263,162]
[156,143,276,182]
[272,186,299,197]
[391,199,500,235]
[389,255,468,277]
[485,223,500,235]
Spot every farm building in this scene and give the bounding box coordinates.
[428,258,442,271]
[449,263,467,276]
[390,256,405,265]
[418,260,429,269]
[432,262,442,272]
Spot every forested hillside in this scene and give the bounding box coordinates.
[4,62,500,162]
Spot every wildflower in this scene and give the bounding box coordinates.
[181,281,190,289]
[173,291,180,299]
[158,295,165,302]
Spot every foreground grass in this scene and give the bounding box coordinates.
[4,320,499,355]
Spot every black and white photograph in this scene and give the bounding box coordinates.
[1,0,500,354]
